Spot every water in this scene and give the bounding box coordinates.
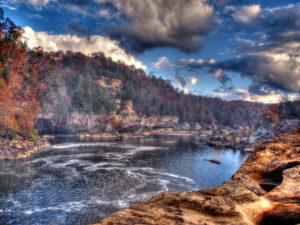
[0,135,249,225]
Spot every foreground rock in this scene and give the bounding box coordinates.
[94,128,300,225]
[0,137,50,160]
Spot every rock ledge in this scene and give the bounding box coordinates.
[94,128,300,225]
[0,137,50,160]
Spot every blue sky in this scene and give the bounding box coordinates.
[2,0,300,103]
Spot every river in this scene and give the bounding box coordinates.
[0,135,249,225]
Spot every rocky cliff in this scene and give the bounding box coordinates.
[94,128,300,225]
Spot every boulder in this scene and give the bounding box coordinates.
[180,122,190,131]
[194,123,202,131]
[249,127,275,145]
[118,125,140,133]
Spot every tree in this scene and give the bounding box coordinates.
[0,9,46,138]
[263,104,280,125]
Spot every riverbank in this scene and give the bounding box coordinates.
[41,129,262,152]
[0,129,232,161]
[40,128,280,153]
[95,128,300,225]
[42,130,198,141]
[0,137,50,160]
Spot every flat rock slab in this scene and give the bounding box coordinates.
[93,128,300,225]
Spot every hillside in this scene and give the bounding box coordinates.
[35,50,267,133]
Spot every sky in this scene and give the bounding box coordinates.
[2,0,300,103]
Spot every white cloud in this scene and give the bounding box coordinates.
[27,0,51,5]
[187,76,198,85]
[22,26,146,70]
[98,9,114,19]
[173,79,189,94]
[95,0,213,52]
[151,57,174,69]
[233,5,261,24]
[10,0,52,8]
[0,4,17,10]
[172,75,198,94]
[179,58,216,67]
[212,88,284,104]
[213,3,300,93]
[209,68,231,85]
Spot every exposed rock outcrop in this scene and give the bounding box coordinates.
[249,127,275,146]
[0,137,50,160]
[36,113,107,134]
[36,112,180,135]
[94,128,300,225]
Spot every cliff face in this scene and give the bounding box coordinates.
[36,77,182,134]
[94,128,300,225]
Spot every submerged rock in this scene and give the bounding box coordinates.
[94,128,300,225]
[204,159,221,164]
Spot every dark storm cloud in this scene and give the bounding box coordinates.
[192,2,300,94]
[213,54,300,93]
[262,3,300,33]
[179,51,300,93]
[96,0,214,53]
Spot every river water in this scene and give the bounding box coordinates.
[0,135,249,225]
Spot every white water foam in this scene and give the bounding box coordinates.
[51,142,167,153]
[50,142,155,149]
[83,162,124,172]
[23,201,87,215]
[51,143,106,149]
[126,167,194,183]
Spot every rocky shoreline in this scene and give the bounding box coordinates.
[0,137,50,160]
[1,120,298,161]
[94,128,300,225]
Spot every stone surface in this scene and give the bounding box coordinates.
[94,128,300,225]
[249,127,275,145]
[0,137,50,160]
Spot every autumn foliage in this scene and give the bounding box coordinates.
[109,115,125,132]
[263,104,280,125]
[0,9,46,138]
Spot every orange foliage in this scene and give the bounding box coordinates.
[0,9,45,138]
[263,104,280,125]
[109,115,125,131]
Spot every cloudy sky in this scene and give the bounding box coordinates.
[2,0,300,103]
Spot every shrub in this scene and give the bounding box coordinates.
[256,140,263,148]
[145,126,152,132]
[232,134,238,146]
[7,128,19,140]
[31,128,39,140]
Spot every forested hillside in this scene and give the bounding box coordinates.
[0,9,274,138]
[41,50,266,125]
